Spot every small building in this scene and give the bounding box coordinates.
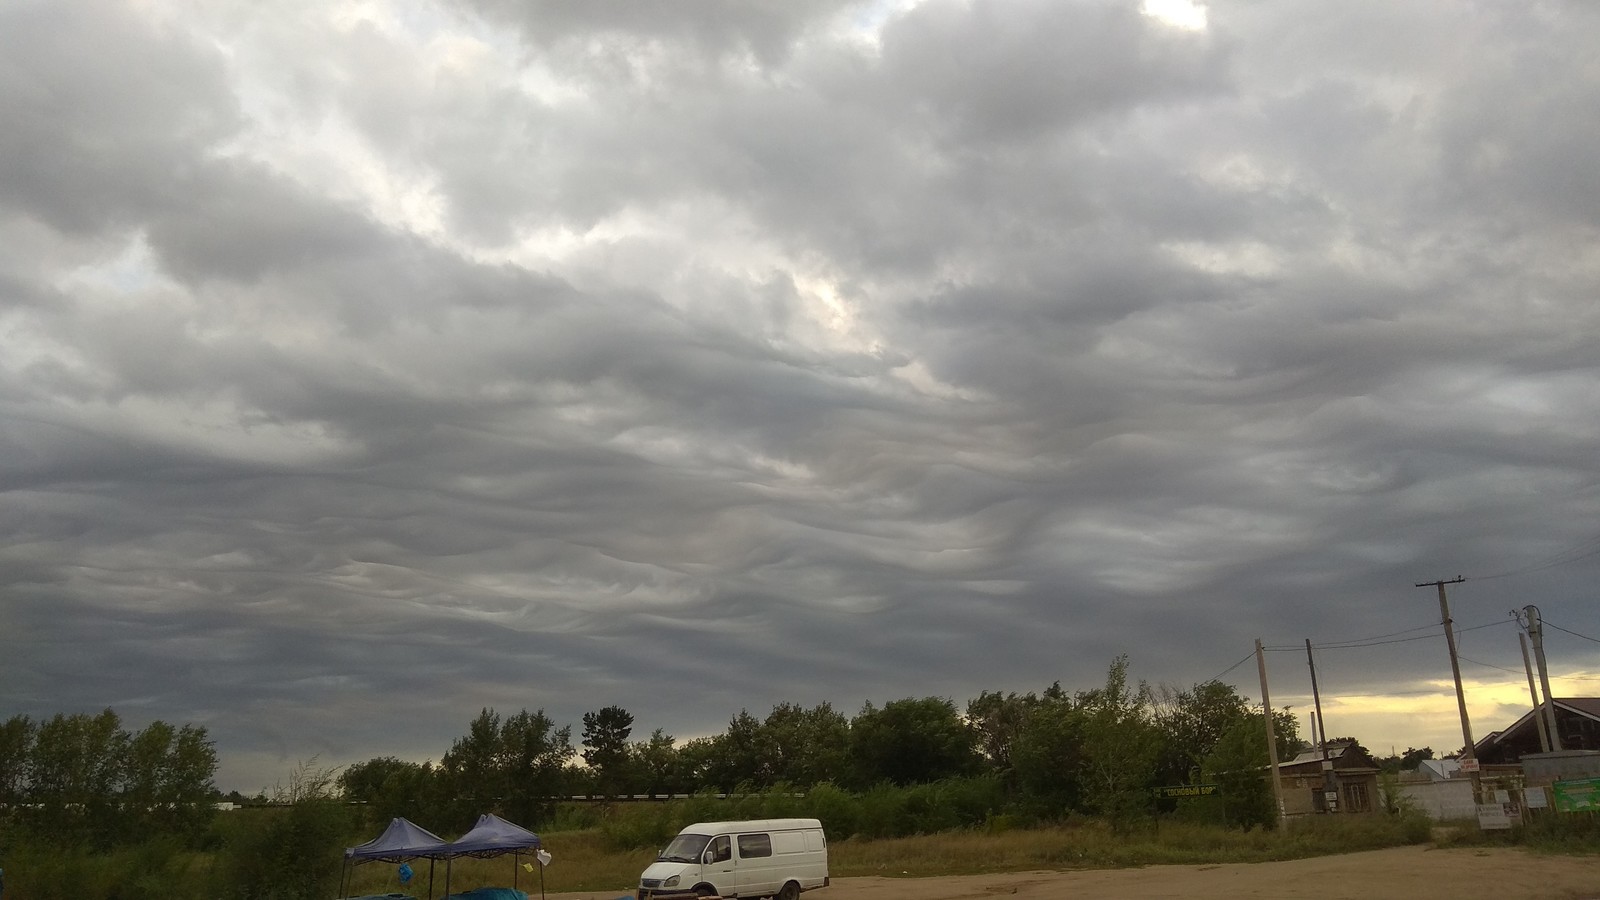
[1410,758,1460,782]
[1275,741,1382,815]
[1474,698,1600,765]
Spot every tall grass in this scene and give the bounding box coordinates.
[828,813,1434,877]
[340,811,1436,895]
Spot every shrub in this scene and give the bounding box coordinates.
[214,761,358,900]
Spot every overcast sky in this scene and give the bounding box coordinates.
[3,0,1599,793]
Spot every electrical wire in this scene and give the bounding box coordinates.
[1262,619,1512,653]
[1201,650,1257,684]
[1544,620,1600,644]
[1310,620,1448,647]
[1468,531,1600,581]
[1456,654,1523,675]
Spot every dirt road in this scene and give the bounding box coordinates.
[546,845,1600,900]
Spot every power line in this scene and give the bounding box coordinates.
[1469,531,1600,581]
[1457,654,1523,675]
[1307,620,1448,647]
[1544,620,1600,644]
[1262,619,1512,653]
[1201,650,1257,684]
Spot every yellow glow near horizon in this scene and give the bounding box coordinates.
[1281,671,1600,755]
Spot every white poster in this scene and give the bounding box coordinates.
[1476,803,1511,830]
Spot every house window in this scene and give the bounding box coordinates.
[1344,782,1369,812]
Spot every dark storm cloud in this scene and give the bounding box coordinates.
[2,0,1599,789]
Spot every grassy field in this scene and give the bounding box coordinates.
[341,814,1434,896]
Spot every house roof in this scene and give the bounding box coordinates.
[1415,758,1460,781]
[1559,698,1600,719]
[1474,698,1600,757]
[1279,740,1379,773]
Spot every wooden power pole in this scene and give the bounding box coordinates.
[1416,577,1479,798]
[1256,638,1287,825]
[1306,639,1338,811]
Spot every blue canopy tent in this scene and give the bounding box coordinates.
[342,817,451,900]
[442,814,544,900]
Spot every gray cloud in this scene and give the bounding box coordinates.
[2,0,1598,790]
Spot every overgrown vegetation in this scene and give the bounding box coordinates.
[334,801,1437,895]
[337,656,1304,834]
[5,657,1595,900]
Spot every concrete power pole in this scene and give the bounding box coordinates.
[1517,627,1553,753]
[1256,638,1287,826]
[1524,604,1561,748]
[1416,577,1479,798]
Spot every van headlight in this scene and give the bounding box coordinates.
[662,875,680,888]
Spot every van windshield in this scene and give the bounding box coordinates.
[658,833,711,863]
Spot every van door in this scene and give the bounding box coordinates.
[734,832,775,896]
[703,835,735,894]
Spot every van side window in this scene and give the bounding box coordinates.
[736,833,772,858]
[708,836,732,863]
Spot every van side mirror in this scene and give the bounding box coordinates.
[702,849,715,865]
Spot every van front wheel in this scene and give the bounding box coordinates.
[775,882,800,900]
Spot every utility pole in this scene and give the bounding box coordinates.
[1517,627,1553,753]
[1524,605,1561,748]
[1256,638,1287,826]
[1416,577,1479,798]
[1306,639,1338,812]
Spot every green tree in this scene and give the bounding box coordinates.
[1377,746,1434,774]
[440,708,505,827]
[497,708,573,827]
[1010,693,1085,818]
[1152,680,1252,788]
[0,714,35,815]
[340,756,437,823]
[339,756,418,804]
[696,710,768,791]
[762,702,849,787]
[967,689,1049,783]
[1201,708,1303,829]
[847,697,978,788]
[29,709,128,845]
[1075,656,1160,826]
[581,706,634,796]
[673,735,722,791]
[629,729,680,795]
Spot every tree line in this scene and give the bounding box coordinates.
[0,708,218,848]
[341,656,1308,832]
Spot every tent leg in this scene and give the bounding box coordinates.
[513,852,518,890]
[428,859,435,900]
[539,861,545,900]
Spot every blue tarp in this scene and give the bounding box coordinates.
[445,813,541,858]
[445,889,526,900]
[346,818,451,862]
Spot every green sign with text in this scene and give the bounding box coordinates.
[1155,783,1220,799]
[1552,777,1600,813]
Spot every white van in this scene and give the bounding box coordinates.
[637,818,829,900]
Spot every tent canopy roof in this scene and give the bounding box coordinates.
[446,813,541,858]
[346,817,450,862]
